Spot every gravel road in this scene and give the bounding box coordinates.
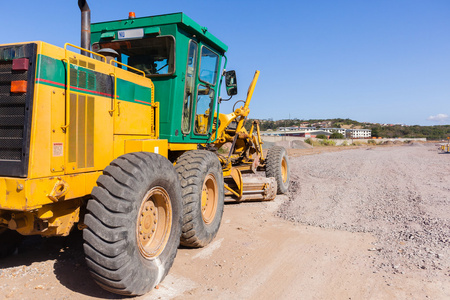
[0,143,448,299]
[280,143,450,279]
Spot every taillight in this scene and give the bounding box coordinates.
[11,58,29,93]
[11,80,27,93]
[12,58,29,71]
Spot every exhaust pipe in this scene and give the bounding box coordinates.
[78,0,91,56]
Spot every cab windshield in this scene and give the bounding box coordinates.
[93,36,175,76]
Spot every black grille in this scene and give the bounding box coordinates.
[0,43,37,177]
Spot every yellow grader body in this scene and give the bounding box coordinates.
[0,42,165,237]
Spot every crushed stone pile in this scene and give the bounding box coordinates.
[274,140,292,149]
[265,140,313,150]
[278,144,450,278]
[290,140,313,149]
[405,141,426,147]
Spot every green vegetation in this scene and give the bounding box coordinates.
[370,125,450,140]
[320,139,336,146]
[305,137,335,147]
[316,134,328,139]
[304,138,317,146]
[248,118,450,140]
[330,132,345,139]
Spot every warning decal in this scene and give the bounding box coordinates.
[53,143,63,157]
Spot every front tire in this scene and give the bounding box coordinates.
[175,150,224,248]
[83,152,182,296]
[266,146,290,194]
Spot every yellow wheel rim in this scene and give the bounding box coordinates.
[201,174,218,224]
[281,157,288,183]
[137,187,172,259]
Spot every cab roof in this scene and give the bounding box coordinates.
[91,12,228,53]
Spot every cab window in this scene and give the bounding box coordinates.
[199,46,219,85]
[181,40,198,134]
[194,84,215,135]
[93,36,175,76]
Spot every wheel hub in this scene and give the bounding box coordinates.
[201,174,218,224]
[137,187,172,259]
[139,201,157,241]
[281,157,288,183]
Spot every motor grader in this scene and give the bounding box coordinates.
[0,0,290,295]
[440,137,450,153]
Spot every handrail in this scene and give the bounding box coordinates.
[61,57,71,132]
[61,43,107,131]
[61,45,149,123]
[109,72,117,115]
[110,60,146,77]
[154,102,160,138]
[108,60,146,116]
[64,43,106,61]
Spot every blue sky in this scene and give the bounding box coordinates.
[1,0,449,125]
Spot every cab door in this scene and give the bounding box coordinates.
[191,45,220,139]
[181,40,198,136]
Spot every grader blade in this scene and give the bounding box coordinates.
[224,168,277,202]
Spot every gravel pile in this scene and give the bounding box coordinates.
[274,140,292,149]
[290,140,313,149]
[266,140,313,150]
[278,144,450,277]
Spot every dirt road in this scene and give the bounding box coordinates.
[0,144,449,299]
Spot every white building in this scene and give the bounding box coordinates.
[277,126,317,132]
[263,127,372,139]
[346,129,371,139]
[299,127,317,132]
[322,128,347,136]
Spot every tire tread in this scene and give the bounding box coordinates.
[265,146,290,194]
[175,150,224,248]
[83,152,182,295]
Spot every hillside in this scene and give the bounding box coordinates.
[246,118,450,140]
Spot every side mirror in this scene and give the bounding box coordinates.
[225,70,238,96]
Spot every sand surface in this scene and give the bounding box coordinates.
[0,144,449,299]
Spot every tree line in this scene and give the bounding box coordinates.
[245,118,450,140]
[371,125,450,140]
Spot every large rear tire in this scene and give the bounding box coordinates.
[266,146,290,194]
[175,150,224,248]
[83,152,182,296]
